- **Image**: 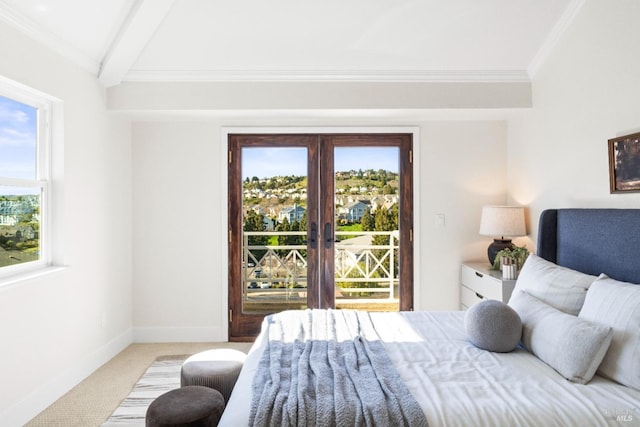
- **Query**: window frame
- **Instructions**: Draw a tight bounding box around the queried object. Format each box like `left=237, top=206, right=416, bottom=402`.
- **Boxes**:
left=0, top=78, right=54, bottom=280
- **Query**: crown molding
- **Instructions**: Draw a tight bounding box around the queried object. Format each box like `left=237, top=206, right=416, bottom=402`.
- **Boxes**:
left=123, top=68, right=531, bottom=84
left=527, top=0, right=586, bottom=78
left=0, top=0, right=100, bottom=74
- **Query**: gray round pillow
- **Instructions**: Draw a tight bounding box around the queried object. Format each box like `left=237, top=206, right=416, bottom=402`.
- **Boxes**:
left=464, top=300, right=522, bottom=352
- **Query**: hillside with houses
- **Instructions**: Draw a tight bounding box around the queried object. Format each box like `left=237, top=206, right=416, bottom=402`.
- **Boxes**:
left=0, top=195, right=40, bottom=267
left=243, top=169, right=399, bottom=229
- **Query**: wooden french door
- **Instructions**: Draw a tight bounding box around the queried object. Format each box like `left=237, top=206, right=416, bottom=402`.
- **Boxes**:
left=228, top=133, right=413, bottom=341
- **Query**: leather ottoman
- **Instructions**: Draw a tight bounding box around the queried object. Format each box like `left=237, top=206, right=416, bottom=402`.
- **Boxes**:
left=180, top=349, right=246, bottom=403
left=145, top=385, right=224, bottom=427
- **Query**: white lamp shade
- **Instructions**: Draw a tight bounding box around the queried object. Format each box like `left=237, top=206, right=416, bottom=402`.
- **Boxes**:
left=479, top=206, right=526, bottom=237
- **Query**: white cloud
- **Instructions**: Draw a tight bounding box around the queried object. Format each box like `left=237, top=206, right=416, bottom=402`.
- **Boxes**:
left=0, top=104, right=30, bottom=124
left=0, top=98, right=37, bottom=180
left=0, top=99, right=36, bottom=148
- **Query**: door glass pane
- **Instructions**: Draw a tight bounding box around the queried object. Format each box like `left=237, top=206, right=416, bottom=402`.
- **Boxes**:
left=333, top=147, right=400, bottom=312
left=241, top=147, right=308, bottom=314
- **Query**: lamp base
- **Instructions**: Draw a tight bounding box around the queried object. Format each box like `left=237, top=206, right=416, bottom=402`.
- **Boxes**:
left=487, top=239, right=514, bottom=266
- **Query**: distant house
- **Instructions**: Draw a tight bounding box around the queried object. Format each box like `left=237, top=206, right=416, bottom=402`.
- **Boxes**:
left=370, top=195, right=398, bottom=213
left=0, top=216, right=17, bottom=226
left=251, top=206, right=265, bottom=215
left=278, top=204, right=305, bottom=223
left=0, top=198, right=37, bottom=227
left=339, top=201, right=368, bottom=222
left=262, top=216, right=275, bottom=231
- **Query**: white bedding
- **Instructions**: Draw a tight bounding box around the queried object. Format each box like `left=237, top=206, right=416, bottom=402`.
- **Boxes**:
left=220, top=311, right=640, bottom=427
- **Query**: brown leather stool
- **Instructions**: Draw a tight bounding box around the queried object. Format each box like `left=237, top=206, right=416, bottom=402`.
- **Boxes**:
left=145, top=385, right=224, bottom=427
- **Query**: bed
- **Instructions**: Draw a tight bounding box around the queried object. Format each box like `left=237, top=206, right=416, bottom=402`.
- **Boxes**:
left=220, top=208, right=640, bottom=426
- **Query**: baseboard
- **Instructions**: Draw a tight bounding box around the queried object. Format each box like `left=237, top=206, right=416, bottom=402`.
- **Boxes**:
left=1, top=328, right=132, bottom=427
left=133, top=326, right=227, bottom=343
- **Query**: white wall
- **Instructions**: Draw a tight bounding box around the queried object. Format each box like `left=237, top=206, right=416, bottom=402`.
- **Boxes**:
left=132, top=122, right=226, bottom=341
left=418, top=121, right=509, bottom=309
left=0, top=22, right=132, bottom=426
left=509, top=0, right=640, bottom=243
left=131, top=119, right=507, bottom=339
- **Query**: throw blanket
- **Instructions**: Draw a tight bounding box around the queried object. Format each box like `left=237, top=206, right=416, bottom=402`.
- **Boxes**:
left=249, top=309, right=428, bottom=427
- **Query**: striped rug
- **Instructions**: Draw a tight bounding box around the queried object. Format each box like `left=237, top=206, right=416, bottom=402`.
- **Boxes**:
left=101, top=355, right=187, bottom=427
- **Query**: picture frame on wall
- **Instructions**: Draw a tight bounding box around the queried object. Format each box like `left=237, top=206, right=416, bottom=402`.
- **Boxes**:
left=608, top=131, right=640, bottom=193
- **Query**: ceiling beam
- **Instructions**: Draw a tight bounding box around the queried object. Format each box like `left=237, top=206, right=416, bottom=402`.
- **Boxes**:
left=98, top=0, right=176, bottom=87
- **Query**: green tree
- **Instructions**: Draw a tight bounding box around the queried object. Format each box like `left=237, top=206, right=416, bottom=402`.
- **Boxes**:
left=361, top=207, right=374, bottom=231
left=371, top=204, right=399, bottom=280
left=374, top=207, right=392, bottom=232
left=276, top=217, right=306, bottom=257
left=389, top=203, right=399, bottom=229
left=244, top=210, right=268, bottom=263
left=289, top=219, right=305, bottom=247
left=298, top=211, right=307, bottom=231
left=276, top=217, right=290, bottom=256
left=276, top=217, right=291, bottom=245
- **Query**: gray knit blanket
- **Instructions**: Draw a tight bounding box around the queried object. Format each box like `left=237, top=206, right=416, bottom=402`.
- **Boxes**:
left=249, top=309, right=428, bottom=427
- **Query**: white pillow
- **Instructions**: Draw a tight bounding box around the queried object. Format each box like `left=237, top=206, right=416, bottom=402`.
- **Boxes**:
left=509, top=254, right=597, bottom=315
left=509, top=291, right=613, bottom=384
left=578, top=274, right=640, bottom=390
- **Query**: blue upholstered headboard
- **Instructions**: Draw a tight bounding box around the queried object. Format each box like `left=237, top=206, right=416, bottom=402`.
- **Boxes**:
left=537, top=209, right=640, bottom=285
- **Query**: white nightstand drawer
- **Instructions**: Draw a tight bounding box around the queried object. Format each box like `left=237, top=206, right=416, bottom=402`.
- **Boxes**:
left=461, top=284, right=484, bottom=308
left=460, top=262, right=517, bottom=309
left=461, top=264, right=504, bottom=300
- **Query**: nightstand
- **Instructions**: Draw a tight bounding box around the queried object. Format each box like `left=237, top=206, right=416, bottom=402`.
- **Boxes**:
left=460, top=262, right=517, bottom=310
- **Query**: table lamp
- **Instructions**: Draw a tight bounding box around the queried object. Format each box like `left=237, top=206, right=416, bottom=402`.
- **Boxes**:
left=479, top=206, right=526, bottom=265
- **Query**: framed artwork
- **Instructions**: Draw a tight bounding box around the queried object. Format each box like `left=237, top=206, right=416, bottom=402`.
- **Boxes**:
left=608, top=131, right=640, bottom=193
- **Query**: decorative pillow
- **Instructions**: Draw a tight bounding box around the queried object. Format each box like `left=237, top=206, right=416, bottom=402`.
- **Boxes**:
left=509, top=291, right=613, bottom=384
left=509, top=254, right=597, bottom=315
left=578, top=274, right=640, bottom=390
left=464, top=300, right=522, bottom=353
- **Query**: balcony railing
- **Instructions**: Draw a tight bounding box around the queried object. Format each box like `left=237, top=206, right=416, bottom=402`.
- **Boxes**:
left=242, top=230, right=399, bottom=309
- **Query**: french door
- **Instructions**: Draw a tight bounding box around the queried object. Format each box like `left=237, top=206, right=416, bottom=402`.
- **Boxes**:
left=228, top=133, right=413, bottom=341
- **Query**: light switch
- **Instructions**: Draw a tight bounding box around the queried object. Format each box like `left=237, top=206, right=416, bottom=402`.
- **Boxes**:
left=435, top=213, right=446, bottom=228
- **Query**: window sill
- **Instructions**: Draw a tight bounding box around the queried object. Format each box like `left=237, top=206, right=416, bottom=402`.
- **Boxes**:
left=0, top=265, right=68, bottom=290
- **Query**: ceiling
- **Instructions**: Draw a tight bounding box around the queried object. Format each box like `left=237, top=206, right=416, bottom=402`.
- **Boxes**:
left=0, top=0, right=583, bottom=87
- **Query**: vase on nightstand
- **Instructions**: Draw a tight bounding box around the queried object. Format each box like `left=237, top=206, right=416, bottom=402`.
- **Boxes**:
left=500, top=256, right=518, bottom=280
left=502, top=263, right=518, bottom=280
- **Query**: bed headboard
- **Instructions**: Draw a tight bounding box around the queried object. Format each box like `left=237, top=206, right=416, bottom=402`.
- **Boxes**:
left=537, top=208, right=640, bottom=284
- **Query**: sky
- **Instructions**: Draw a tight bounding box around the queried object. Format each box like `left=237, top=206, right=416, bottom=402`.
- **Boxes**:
left=0, top=95, right=37, bottom=181
left=242, top=146, right=399, bottom=179
left=1, top=95, right=400, bottom=183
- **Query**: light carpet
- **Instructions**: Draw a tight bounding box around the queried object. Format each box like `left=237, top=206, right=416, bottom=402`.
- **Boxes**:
left=101, top=355, right=188, bottom=427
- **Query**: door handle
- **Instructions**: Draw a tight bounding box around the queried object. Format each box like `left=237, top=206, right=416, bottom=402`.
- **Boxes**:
left=309, top=223, right=317, bottom=249
left=324, top=223, right=333, bottom=248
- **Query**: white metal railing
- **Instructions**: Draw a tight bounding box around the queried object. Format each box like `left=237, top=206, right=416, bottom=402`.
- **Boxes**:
left=242, top=230, right=399, bottom=302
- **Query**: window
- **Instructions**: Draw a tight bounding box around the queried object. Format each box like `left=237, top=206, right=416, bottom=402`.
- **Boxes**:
left=0, top=81, right=52, bottom=278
